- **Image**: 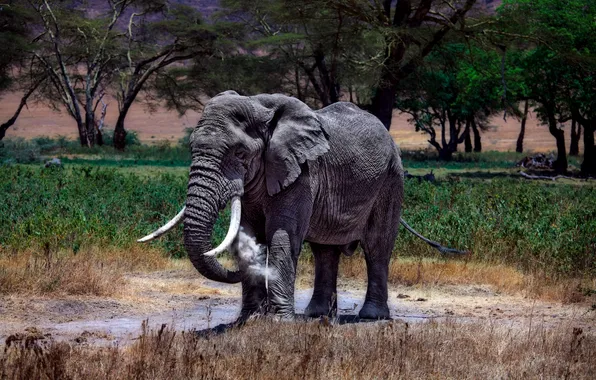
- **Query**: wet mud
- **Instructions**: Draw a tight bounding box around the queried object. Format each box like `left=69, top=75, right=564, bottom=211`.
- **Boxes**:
left=1, top=271, right=594, bottom=346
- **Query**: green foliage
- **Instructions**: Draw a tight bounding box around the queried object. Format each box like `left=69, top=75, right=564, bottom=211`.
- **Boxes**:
left=398, top=177, right=596, bottom=276
left=101, top=129, right=141, bottom=147
left=396, top=42, right=519, bottom=159
left=0, top=166, right=233, bottom=258
left=178, top=128, right=194, bottom=148
left=0, top=136, right=191, bottom=166
left=496, top=0, right=596, bottom=173
left=1, top=161, right=595, bottom=277
left=0, top=138, right=41, bottom=164
left=0, top=2, right=32, bottom=90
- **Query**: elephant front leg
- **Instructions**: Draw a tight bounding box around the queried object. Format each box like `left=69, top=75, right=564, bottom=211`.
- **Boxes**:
left=305, top=243, right=340, bottom=318
left=266, top=229, right=300, bottom=318
left=239, top=278, right=267, bottom=322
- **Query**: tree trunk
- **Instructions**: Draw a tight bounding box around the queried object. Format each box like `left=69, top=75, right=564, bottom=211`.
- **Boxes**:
left=96, top=129, right=104, bottom=146
left=0, top=108, right=24, bottom=141
left=113, top=112, right=128, bottom=151
left=0, top=78, right=45, bottom=141
left=546, top=110, right=567, bottom=174
left=464, top=126, right=472, bottom=152
left=438, top=147, right=454, bottom=161
left=76, top=118, right=90, bottom=147
left=84, top=109, right=96, bottom=148
left=114, top=94, right=136, bottom=150
left=295, top=67, right=303, bottom=101
left=581, top=121, right=595, bottom=176
left=516, top=99, right=529, bottom=153
left=471, top=119, right=482, bottom=152
left=370, top=84, right=397, bottom=130
left=569, top=117, right=581, bottom=156
left=314, top=45, right=339, bottom=104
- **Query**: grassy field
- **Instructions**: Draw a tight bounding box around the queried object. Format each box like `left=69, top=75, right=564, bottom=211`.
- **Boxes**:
left=1, top=136, right=595, bottom=378
left=1, top=138, right=595, bottom=283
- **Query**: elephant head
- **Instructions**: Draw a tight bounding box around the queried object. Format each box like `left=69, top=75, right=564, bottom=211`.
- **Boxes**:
left=139, top=91, right=330, bottom=283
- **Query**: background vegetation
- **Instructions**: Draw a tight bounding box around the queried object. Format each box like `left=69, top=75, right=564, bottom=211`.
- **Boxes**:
left=1, top=0, right=595, bottom=175
left=1, top=138, right=594, bottom=280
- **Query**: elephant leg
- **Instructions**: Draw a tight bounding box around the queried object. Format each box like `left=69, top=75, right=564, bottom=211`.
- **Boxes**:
left=232, top=223, right=269, bottom=322
left=238, top=245, right=268, bottom=321
left=359, top=184, right=402, bottom=319
left=264, top=180, right=313, bottom=318
left=305, top=243, right=341, bottom=318
left=239, top=277, right=267, bottom=322
left=266, top=228, right=301, bottom=318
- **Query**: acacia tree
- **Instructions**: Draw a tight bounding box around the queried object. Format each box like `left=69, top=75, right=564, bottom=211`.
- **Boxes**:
left=499, top=0, right=596, bottom=174
left=111, top=4, right=218, bottom=149
left=5, top=1, right=216, bottom=149
left=19, top=0, right=159, bottom=147
left=396, top=43, right=510, bottom=160
left=219, top=0, right=479, bottom=126
left=217, top=0, right=372, bottom=107
left=0, top=2, right=46, bottom=141
left=335, top=0, right=479, bottom=129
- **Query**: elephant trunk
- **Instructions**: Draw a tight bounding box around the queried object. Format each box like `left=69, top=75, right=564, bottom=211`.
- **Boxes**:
left=183, top=162, right=242, bottom=284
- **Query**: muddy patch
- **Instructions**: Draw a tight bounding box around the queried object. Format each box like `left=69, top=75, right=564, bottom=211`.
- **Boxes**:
left=1, top=271, right=594, bottom=346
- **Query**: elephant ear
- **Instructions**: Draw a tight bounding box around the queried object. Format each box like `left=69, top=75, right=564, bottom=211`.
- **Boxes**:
left=259, top=95, right=330, bottom=196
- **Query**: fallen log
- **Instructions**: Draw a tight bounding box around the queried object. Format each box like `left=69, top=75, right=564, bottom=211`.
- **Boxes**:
left=519, top=171, right=577, bottom=181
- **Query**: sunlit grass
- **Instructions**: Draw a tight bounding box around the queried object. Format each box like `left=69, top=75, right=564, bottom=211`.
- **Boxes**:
left=0, top=246, right=171, bottom=296
left=2, top=318, right=594, bottom=379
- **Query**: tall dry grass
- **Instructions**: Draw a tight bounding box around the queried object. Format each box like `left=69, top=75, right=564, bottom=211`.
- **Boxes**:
left=0, top=246, right=171, bottom=296
left=1, top=318, right=594, bottom=379
left=302, top=255, right=596, bottom=304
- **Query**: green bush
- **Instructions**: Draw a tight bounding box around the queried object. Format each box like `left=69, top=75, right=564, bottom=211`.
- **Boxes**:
left=101, top=129, right=141, bottom=147
left=0, top=166, right=200, bottom=258
left=397, top=177, right=596, bottom=276
left=1, top=164, right=594, bottom=277
left=178, top=127, right=194, bottom=148
left=0, top=138, right=42, bottom=163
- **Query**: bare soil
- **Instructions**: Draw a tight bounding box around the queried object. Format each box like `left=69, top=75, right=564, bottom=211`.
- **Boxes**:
left=1, top=93, right=583, bottom=152
left=1, top=267, right=593, bottom=347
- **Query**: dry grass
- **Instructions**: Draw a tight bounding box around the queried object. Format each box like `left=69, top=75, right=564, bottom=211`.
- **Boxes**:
left=1, top=318, right=594, bottom=379
left=1, top=245, right=592, bottom=304
left=298, top=255, right=596, bottom=304
left=0, top=246, right=171, bottom=296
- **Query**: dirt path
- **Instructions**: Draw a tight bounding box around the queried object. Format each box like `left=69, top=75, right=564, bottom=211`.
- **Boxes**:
left=1, top=269, right=594, bottom=346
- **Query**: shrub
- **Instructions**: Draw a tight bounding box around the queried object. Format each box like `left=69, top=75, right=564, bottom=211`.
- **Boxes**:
left=178, top=127, right=194, bottom=148
left=0, top=138, right=41, bottom=163
left=102, top=129, right=141, bottom=147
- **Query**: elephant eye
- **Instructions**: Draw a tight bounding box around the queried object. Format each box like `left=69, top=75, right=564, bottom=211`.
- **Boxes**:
left=235, top=113, right=247, bottom=123
left=235, top=148, right=248, bottom=159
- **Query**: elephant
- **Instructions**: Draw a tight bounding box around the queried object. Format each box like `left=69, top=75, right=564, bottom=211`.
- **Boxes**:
left=139, top=91, right=465, bottom=321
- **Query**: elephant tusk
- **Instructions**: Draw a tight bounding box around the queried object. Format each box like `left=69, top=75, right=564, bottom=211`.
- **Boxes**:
left=137, top=207, right=186, bottom=243
left=203, top=196, right=241, bottom=257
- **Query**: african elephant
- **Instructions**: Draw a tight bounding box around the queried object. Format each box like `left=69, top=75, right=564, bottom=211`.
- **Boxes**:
left=139, top=91, right=463, bottom=321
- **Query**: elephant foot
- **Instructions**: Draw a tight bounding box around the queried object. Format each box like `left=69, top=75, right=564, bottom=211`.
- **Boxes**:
left=358, top=301, right=390, bottom=320
left=305, top=299, right=336, bottom=318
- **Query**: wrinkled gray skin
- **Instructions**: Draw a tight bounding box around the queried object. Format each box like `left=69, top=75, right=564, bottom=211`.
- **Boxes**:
left=185, top=91, right=403, bottom=321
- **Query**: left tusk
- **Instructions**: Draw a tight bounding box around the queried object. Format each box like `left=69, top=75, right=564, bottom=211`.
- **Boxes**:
left=137, top=206, right=186, bottom=243
left=203, top=196, right=241, bottom=257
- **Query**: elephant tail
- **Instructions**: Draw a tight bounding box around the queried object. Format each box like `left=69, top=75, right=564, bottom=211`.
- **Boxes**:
left=400, top=218, right=470, bottom=255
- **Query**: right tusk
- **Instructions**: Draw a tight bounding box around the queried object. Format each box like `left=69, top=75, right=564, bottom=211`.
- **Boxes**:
left=203, top=196, right=241, bottom=257
left=138, top=206, right=186, bottom=243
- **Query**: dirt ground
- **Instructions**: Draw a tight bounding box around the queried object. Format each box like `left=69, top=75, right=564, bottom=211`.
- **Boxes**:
left=1, top=92, right=583, bottom=153
left=1, top=266, right=593, bottom=346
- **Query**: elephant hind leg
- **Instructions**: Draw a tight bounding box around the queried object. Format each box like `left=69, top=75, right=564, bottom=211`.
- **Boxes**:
left=359, top=183, right=402, bottom=319
left=305, top=243, right=341, bottom=318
